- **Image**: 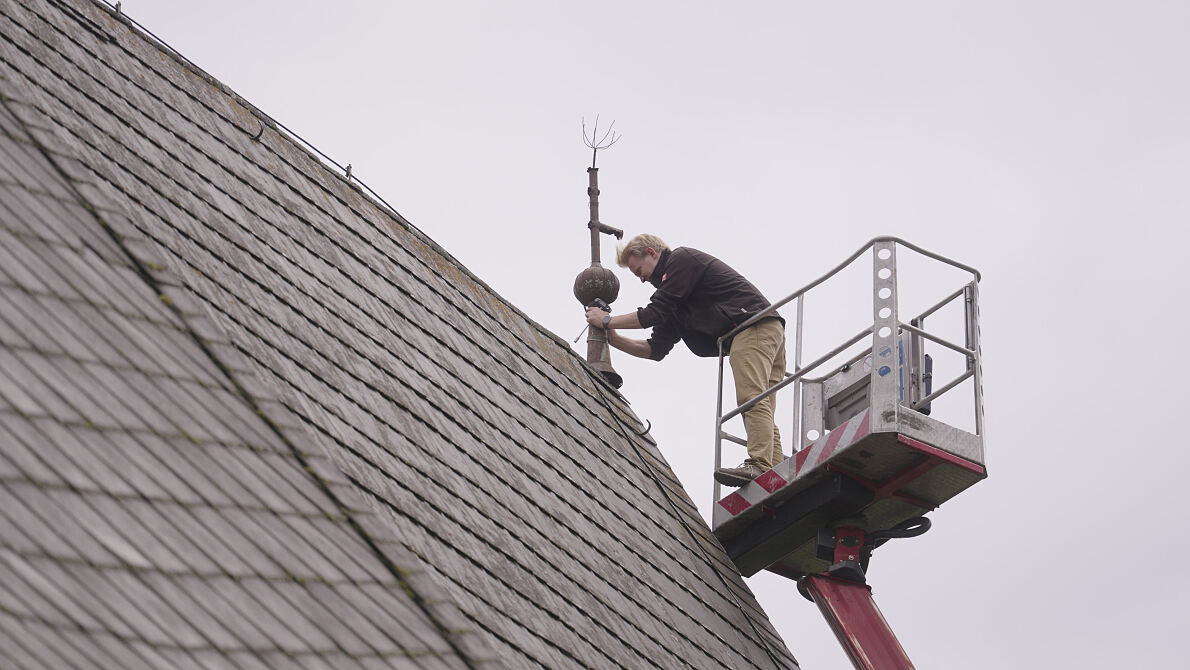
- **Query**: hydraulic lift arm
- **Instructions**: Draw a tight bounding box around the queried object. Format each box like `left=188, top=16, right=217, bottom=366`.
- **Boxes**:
left=796, top=518, right=931, bottom=670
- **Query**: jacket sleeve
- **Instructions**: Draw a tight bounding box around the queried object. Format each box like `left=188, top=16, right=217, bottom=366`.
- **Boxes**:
left=636, top=249, right=708, bottom=329
left=645, top=319, right=681, bottom=361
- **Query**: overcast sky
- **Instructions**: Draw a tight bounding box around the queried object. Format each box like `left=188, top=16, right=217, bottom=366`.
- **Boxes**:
left=125, top=2, right=1189, bottom=667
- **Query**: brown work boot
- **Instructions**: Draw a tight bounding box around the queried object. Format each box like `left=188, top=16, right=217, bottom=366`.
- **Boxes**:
left=714, top=459, right=767, bottom=487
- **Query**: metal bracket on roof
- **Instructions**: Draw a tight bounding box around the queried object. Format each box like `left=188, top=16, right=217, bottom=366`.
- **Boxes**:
left=345, top=164, right=353, bottom=180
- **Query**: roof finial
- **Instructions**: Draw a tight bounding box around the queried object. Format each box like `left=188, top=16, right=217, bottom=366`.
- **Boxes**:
left=582, top=115, right=621, bottom=169
left=574, top=116, right=624, bottom=388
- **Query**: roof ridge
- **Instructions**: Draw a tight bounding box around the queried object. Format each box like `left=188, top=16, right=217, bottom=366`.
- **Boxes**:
left=82, top=0, right=613, bottom=394
left=8, top=0, right=663, bottom=520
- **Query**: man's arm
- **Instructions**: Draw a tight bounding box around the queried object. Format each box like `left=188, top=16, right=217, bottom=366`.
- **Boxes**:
left=584, top=307, right=642, bottom=331
left=606, top=330, right=652, bottom=359
left=584, top=307, right=652, bottom=358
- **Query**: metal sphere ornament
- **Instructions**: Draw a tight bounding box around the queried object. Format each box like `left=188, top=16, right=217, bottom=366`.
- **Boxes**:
left=574, top=264, right=620, bottom=307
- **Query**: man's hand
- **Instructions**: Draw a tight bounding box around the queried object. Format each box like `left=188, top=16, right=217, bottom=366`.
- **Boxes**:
left=585, top=306, right=611, bottom=329
left=582, top=307, right=652, bottom=358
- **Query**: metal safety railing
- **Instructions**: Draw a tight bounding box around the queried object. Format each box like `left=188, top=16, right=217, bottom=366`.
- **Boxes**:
left=712, top=236, right=983, bottom=504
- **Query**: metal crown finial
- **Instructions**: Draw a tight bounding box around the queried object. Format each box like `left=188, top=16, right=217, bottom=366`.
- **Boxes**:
left=582, top=115, right=621, bottom=168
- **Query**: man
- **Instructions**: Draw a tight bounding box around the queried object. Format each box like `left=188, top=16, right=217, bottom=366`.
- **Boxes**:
left=584, top=233, right=786, bottom=487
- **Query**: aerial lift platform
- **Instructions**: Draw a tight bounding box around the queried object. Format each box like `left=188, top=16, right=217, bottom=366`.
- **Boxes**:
left=711, top=237, right=986, bottom=669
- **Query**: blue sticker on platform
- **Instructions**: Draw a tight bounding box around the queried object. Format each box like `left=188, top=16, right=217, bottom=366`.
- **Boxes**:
left=879, top=347, right=891, bottom=357
left=878, top=366, right=891, bottom=376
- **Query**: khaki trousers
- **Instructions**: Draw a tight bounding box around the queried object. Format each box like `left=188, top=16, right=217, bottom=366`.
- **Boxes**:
left=728, top=318, right=786, bottom=469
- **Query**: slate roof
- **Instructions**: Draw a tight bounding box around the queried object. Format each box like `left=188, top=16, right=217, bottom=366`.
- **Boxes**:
left=0, top=1, right=799, bottom=668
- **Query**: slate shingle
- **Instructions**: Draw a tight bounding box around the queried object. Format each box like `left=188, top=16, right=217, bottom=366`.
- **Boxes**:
left=0, top=0, right=799, bottom=668
left=1, top=37, right=499, bottom=670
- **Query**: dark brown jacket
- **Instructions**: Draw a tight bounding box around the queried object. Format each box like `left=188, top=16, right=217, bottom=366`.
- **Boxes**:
left=636, top=247, right=780, bottom=360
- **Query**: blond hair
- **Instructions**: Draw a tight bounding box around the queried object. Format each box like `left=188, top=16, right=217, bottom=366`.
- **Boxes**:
left=616, top=234, right=669, bottom=267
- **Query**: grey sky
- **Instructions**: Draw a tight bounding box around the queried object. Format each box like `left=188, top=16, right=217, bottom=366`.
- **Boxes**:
left=128, top=1, right=1189, bottom=667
